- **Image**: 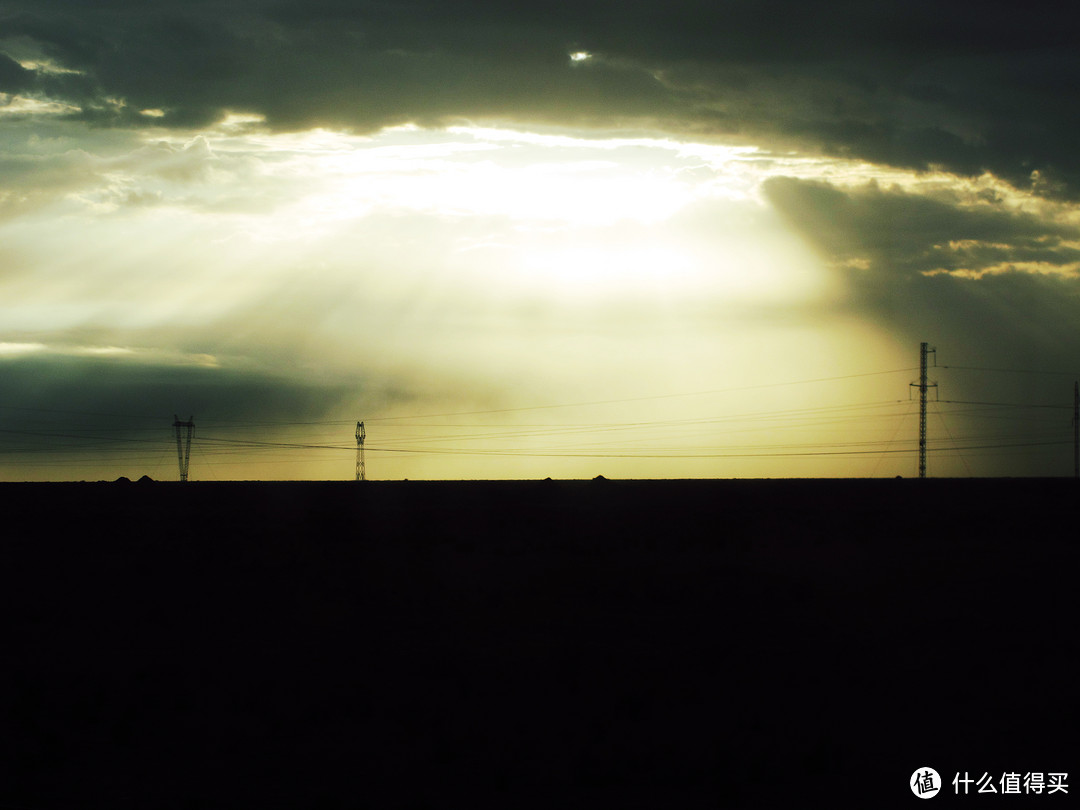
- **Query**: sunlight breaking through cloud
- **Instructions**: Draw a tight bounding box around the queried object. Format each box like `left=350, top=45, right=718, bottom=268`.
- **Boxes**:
left=3, top=18, right=1080, bottom=480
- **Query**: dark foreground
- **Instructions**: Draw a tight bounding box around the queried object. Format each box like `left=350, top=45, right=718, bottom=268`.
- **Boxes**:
left=1, top=478, right=1077, bottom=807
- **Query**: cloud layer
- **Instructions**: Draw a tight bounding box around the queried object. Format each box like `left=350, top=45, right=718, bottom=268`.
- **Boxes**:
left=3, top=3, right=1080, bottom=479
left=3, top=0, right=1079, bottom=196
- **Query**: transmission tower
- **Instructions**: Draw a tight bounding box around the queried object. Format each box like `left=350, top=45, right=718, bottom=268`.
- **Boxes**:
left=910, top=343, right=937, bottom=479
left=356, top=421, right=366, bottom=481
left=173, top=415, right=194, bottom=482
left=1073, top=382, right=1078, bottom=479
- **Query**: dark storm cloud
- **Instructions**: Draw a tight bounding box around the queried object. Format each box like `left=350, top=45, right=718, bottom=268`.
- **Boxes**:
left=0, top=353, right=350, bottom=431
left=3, top=0, right=1078, bottom=195
left=765, top=175, right=1080, bottom=475
left=0, top=52, right=34, bottom=93
left=0, top=350, right=404, bottom=477
left=762, top=176, right=1080, bottom=277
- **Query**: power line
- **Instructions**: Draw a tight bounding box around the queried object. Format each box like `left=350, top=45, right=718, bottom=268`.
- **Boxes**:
left=941, top=364, right=1080, bottom=377
left=4, top=361, right=1076, bottom=478
left=937, top=399, right=1072, bottom=410
left=356, top=438, right=1071, bottom=460
left=363, top=367, right=920, bottom=422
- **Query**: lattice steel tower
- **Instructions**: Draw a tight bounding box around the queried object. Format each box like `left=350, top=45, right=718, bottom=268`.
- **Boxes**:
left=173, top=415, right=194, bottom=482
left=910, top=343, right=937, bottom=479
left=1073, top=382, right=1078, bottom=479
left=356, top=421, right=366, bottom=481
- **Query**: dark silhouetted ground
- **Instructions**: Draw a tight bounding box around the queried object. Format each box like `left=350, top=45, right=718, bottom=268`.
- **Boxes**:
left=1, top=479, right=1076, bottom=807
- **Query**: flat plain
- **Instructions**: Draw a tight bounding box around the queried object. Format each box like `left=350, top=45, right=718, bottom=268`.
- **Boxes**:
left=1, top=479, right=1076, bottom=807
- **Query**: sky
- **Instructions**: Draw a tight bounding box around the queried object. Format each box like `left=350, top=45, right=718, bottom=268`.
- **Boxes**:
left=2, top=0, right=1080, bottom=480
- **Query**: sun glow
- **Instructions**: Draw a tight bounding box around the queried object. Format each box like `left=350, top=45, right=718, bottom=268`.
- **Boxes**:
left=520, top=243, right=698, bottom=296
left=0, top=119, right=903, bottom=480
left=0, top=121, right=844, bottom=344
left=212, top=125, right=834, bottom=305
